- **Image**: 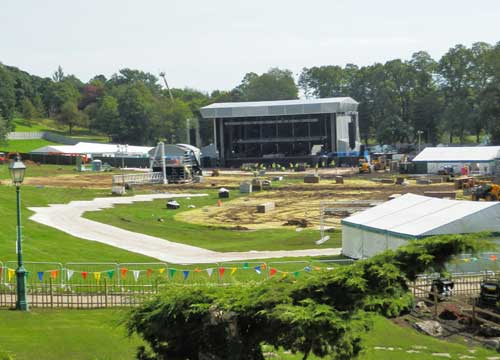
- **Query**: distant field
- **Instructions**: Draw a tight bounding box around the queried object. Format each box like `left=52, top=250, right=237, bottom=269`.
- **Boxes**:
left=84, top=189, right=339, bottom=252
left=0, top=139, right=61, bottom=153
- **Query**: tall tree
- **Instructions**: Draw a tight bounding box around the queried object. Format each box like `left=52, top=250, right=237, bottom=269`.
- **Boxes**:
left=0, top=64, right=16, bottom=124
left=57, top=100, right=80, bottom=134
left=237, top=68, right=298, bottom=101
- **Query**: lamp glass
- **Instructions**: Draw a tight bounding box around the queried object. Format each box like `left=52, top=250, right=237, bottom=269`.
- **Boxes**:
left=9, top=159, right=26, bottom=185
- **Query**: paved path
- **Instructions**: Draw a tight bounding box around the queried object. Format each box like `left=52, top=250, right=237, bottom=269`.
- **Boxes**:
left=28, top=193, right=341, bottom=264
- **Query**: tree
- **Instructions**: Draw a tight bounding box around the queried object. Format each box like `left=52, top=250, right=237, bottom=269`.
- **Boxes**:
left=298, top=65, right=351, bottom=98
left=52, top=65, right=65, bottom=82
left=154, top=98, right=193, bottom=144
left=94, top=95, right=120, bottom=137
left=110, top=69, right=161, bottom=95
left=20, top=98, right=39, bottom=120
left=57, top=100, right=80, bottom=134
left=0, top=64, right=16, bottom=123
left=45, top=80, right=80, bottom=117
left=237, top=68, right=298, bottom=101
left=0, top=115, right=8, bottom=145
left=126, top=234, right=492, bottom=360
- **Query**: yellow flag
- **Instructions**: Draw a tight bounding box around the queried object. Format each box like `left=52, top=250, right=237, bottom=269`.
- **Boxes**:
left=8, top=269, right=15, bottom=282
left=231, top=267, right=237, bottom=276
left=158, top=268, right=165, bottom=274
left=282, top=272, right=288, bottom=278
left=94, top=272, right=101, bottom=282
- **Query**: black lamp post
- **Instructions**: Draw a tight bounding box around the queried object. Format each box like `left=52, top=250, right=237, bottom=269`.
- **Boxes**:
left=8, top=156, right=28, bottom=311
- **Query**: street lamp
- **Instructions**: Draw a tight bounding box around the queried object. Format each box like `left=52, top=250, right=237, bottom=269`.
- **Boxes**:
left=8, top=156, right=28, bottom=311
left=417, top=130, right=424, bottom=153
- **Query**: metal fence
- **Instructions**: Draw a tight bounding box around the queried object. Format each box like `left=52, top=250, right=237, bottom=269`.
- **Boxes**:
left=0, top=259, right=354, bottom=308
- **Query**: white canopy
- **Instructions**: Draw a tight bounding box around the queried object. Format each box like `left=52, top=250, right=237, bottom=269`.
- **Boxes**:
left=413, top=146, right=500, bottom=163
left=31, top=142, right=154, bottom=157
left=342, top=193, right=500, bottom=258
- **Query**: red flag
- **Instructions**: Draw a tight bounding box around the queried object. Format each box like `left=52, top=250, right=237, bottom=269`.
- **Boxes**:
left=81, top=271, right=88, bottom=280
left=270, top=268, right=277, bottom=277
left=50, top=270, right=58, bottom=279
left=120, top=268, right=128, bottom=279
left=491, top=255, right=497, bottom=261
left=146, top=269, right=153, bottom=277
left=219, top=267, right=225, bottom=277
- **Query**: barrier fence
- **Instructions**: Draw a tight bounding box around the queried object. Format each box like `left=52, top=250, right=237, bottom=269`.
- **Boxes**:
left=0, top=259, right=354, bottom=308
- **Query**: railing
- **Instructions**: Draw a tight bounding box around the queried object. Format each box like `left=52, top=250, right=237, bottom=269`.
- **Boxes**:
left=0, top=259, right=354, bottom=308
left=112, top=172, right=164, bottom=186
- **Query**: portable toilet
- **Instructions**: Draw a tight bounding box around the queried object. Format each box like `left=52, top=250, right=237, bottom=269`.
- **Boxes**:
left=218, top=188, right=230, bottom=199
left=91, top=159, right=102, bottom=172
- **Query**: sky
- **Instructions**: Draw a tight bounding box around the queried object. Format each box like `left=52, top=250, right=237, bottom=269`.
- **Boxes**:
left=1, top=0, right=499, bottom=93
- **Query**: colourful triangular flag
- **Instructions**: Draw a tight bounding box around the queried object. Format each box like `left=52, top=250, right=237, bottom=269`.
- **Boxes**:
left=270, top=268, right=277, bottom=277
left=37, top=271, right=44, bottom=282
left=183, top=270, right=190, bottom=280
left=490, top=255, right=497, bottom=261
left=293, top=271, right=300, bottom=278
left=219, top=267, right=225, bottom=278
left=206, top=268, right=214, bottom=277
left=168, top=268, right=177, bottom=279
left=51, top=270, right=58, bottom=279
left=194, top=268, right=202, bottom=273
left=133, top=270, right=140, bottom=282
left=94, top=272, right=101, bottom=282
left=120, top=268, right=128, bottom=279
left=146, top=269, right=153, bottom=277
left=231, top=267, right=237, bottom=276
left=81, top=271, right=88, bottom=280
left=304, top=266, right=311, bottom=272
left=107, top=270, right=115, bottom=279
left=243, top=262, right=249, bottom=270
left=158, top=268, right=165, bottom=274
left=67, top=269, right=74, bottom=280
left=254, top=266, right=261, bottom=275
left=8, top=269, right=15, bottom=281
left=282, top=272, right=288, bottom=278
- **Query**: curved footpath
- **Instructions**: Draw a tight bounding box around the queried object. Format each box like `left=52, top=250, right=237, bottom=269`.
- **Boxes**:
left=28, top=193, right=341, bottom=264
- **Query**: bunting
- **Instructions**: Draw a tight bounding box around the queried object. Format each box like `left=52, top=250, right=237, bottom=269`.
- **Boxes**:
left=120, top=268, right=128, bottom=279
left=183, top=270, right=190, bottom=280
left=81, top=271, right=88, bottom=280
left=206, top=268, right=214, bottom=277
left=293, top=271, right=300, bottom=278
left=304, top=266, right=312, bottom=272
left=158, top=268, right=165, bottom=274
left=146, top=269, right=153, bottom=278
left=107, top=270, right=115, bottom=279
left=133, top=270, right=140, bottom=282
left=67, top=269, right=74, bottom=280
left=231, top=267, right=237, bottom=276
left=270, top=268, right=277, bottom=277
left=37, top=271, right=44, bottom=282
left=243, top=263, right=249, bottom=270
left=219, top=267, right=225, bottom=278
left=168, top=268, right=177, bottom=279
left=8, top=269, right=15, bottom=281
left=50, top=270, right=58, bottom=280
left=254, top=266, right=261, bottom=275
left=194, top=268, right=202, bottom=273
left=491, top=255, right=497, bottom=261
left=94, top=272, right=101, bottom=282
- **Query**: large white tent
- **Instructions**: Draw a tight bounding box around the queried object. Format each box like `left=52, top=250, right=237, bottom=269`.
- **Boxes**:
left=412, top=146, right=500, bottom=175
left=30, top=142, right=153, bottom=158
left=342, top=193, right=500, bottom=259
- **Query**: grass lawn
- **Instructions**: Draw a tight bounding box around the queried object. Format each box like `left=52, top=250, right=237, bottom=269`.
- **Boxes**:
left=0, top=139, right=61, bottom=153
left=0, top=164, right=79, bottom=180
left=84, top=189, right=341, bottom=252
left=0, top=309, right=143, bottom=360
left=266, top=315, right=496, bottom=359
left=0, top=185, right=156, bottom=263
left=0, top=310, right=494, bottom=360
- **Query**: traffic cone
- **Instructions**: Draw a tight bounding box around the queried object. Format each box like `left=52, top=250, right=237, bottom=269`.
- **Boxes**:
left=217, top=200, right=222, bottom=207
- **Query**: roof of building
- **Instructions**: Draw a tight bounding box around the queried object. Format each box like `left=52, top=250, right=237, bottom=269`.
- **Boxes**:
left=341, top=193, right=500, bottom=238
left=30, top=142, right=154, bottom=156
left=413, top=146, right=500, bottom=162
left=199, top=97, right=358, bottom=119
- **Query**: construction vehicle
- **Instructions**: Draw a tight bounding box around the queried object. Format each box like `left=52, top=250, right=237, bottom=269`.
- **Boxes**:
left=372, top=154, right=388, bottom=171
left=358, top=159, right=372, bottom=173
left=478, top=279, right=500, bottom=307
left=428, top=278, right=454, bottom=301
left=471, top=184, right=500, bottom=201
left=149, top=142, right=202, bottom=183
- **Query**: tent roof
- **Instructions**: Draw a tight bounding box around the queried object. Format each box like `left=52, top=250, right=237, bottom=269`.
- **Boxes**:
left=30, top=142, right=153, bottom=155
left=341, top=193, right=500, bottom=238
left=200, top=97, right=358, bottom=119
left=413, top=146, right=500, bottom=162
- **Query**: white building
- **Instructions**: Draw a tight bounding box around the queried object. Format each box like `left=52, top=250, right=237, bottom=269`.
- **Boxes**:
left=342, top=193, right=500, bottom=259
left=30, top=142, right=154, bottom=158
left=412, top=146, right=500, bottom=175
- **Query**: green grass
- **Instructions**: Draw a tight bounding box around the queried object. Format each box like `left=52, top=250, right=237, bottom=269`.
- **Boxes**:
left=266, top=315, right=496, bottom=359
left=0, top=185, right=156, bottom=263
left=84, top=189, right=340, bottom=252
left=0, top=139, right=61, bottom=153
left=0, top=310, right=493, bottom=360
left=0, top=164, right=79, bottom=180
left=0, top=309, right=143, bottom=360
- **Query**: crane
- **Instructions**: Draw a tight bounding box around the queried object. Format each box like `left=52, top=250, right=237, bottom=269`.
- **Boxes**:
left=159, top=72, right=174, bottom=103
